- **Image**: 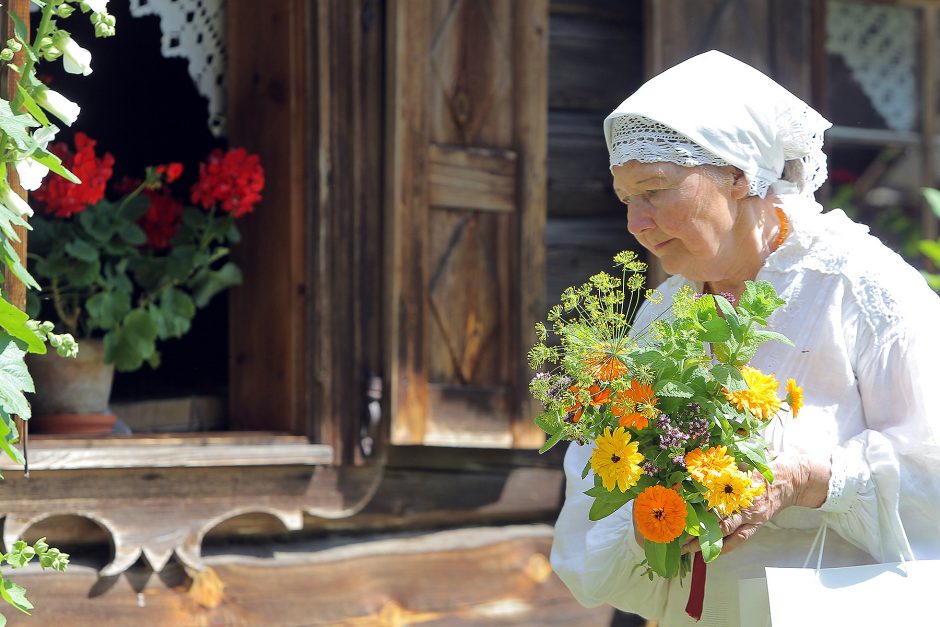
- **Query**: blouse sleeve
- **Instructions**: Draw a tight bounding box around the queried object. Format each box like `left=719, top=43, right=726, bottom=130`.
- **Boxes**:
left=550, top=441, right=670, bottom=618
left=821, top=300, right=940, bottom=562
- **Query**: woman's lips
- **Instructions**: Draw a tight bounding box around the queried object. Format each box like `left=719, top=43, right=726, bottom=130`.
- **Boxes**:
left=653, top=238, right=674, bottom=251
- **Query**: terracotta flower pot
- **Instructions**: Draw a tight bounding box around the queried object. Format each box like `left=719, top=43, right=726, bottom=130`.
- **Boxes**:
left=27, top=338, right=117, bottom=435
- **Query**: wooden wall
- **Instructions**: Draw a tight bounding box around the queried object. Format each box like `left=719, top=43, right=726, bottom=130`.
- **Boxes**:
left=546, top=0, right=647, bottom=304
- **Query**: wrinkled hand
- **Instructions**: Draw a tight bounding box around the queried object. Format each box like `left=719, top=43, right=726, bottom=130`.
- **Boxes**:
left=676, top=453, right=831, bottom=555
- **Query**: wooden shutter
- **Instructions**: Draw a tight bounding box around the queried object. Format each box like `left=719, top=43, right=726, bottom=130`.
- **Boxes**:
left=386, top=0, right=548, bottom=448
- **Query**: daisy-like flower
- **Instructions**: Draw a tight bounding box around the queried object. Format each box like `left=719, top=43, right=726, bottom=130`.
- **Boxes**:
left=724, top=366, right=782, bottom=421
left=634, top=485, right=688, bottom=544
left=703, top=468, right=765, bottom=516
left=617, top=411, right=649, bottom=430
left=590, top=426, right=644, bottom=492
left=567, top=383, right=613, bottom=423
left=685, top=446, right=737, bottom=484
left=786, top=378, right=803, bottom=418
left=623, top=378, right=658, bottom=406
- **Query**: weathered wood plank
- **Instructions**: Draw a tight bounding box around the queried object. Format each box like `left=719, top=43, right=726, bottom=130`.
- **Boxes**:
left=0, top=442, right=332, bottom=470
left=548, top=110, right=622, bottom=217
left=227, top=0, right=310, bottom=433
left=313, top=0, right=386, bottom=463
left=428, top=143, right=518, bottom=211
left=513, top=0, right=550, bottom=448
left=6, top=526, right=615, bottom=627
left=109, top=395, right=225, bottom=432
left=387, top=0, right=432, bottom=445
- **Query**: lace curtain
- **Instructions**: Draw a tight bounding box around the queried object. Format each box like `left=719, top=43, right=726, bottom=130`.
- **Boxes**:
left=827, top=2, right=916, bottom=132
left=129, top=0, right=227, bottom=137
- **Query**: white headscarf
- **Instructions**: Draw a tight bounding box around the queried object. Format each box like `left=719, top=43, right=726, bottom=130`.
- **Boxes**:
left=604, top=50, right=832, bottom=203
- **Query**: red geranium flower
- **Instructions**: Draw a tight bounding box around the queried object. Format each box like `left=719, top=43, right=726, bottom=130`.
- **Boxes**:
left=138, top=187, right=183, bottom=250
left=190, top=148, right=264, bottom=218
left=33, top=132, right=114, bottom=217
left=155, top=162, right=184, bottom=183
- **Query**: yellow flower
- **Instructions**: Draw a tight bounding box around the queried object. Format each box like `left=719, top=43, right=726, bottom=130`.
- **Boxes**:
left=703, top=468, right=765, bottom=516
left=786, top=378, right=803, bottom=418
left=724, top=366, right=782, bottom=421
left=685, top=446, right=737, bottom=484
left=590, top=426, right=644, bottom=492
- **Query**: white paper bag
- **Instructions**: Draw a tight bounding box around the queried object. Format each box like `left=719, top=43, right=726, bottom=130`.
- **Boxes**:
left=739, top=523, right=940, bottom=626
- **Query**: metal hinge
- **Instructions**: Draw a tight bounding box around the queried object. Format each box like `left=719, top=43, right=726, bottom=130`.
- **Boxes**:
left=359, top=375, right=383, bottom=458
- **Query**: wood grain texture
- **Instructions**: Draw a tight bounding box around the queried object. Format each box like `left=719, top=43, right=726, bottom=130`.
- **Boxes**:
left=226, top=0, right=309, bottom=433
left=388, top=0, right=549, bottom=449
left=313, top=0, right=386, bottom=463
left=5, top=525, right=615, bottom=627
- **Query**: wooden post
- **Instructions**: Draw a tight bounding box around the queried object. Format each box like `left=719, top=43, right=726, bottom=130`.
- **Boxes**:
left=2, top=0, right=30, bottom=448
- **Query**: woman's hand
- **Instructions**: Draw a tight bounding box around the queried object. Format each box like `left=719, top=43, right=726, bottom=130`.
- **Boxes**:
left=716, top=453, right=831, bottom=554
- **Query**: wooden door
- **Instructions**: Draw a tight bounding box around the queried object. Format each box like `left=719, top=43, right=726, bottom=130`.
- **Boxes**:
left=386, top=0, right=548, bottom=448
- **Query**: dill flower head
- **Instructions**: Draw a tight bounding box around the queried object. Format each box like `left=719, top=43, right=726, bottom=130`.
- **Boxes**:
left=634, top=485, right=688, bottom=544
left=786, top=378, right=804, bottom=418
left=590, top=426, right=644, bottom=492
left=724, top=366, right=782, bottom=421
left=703, top=468, right=765, bottom=516
left=685, top=446, right=737, bottom=484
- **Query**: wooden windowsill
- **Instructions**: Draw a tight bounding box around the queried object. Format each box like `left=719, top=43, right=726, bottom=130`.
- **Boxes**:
left=2, top=432, right=333, bottom=470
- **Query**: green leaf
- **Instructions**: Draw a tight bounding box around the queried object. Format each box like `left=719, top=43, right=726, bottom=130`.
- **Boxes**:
left=0, top=410, right=24, bottom=465
left=711, top=364, right=746, bottom=392
left=0, top=100, right=39, bottom=150
left=0, top=335, right=33, bottom=419
left=920, top=239, right=940, bottom=265
left=736, top=439, right=774, bottom=483
left=0, top=579, right=32, bottom=614
left=698, top=316, right=731, bottom=343
left=64, top=239, right=99, bottom=263
left=119, top=223, right=147, bottom=246
left=191, top=262, right=242, bottom=308
left=749, top=329, right=793, bottom=348
left=166, top=245, right=197, bottom=282
left=581, top=460, right=591, bottom=480
left=0, top=297, right=43, bottom=355
left=5, top=540, right=35, bottom=569
left=15, top=85, right=50, bottom=128
left=30, top=146, right=80, bottom=183
left=103, top=309, right=158, bottom=372
left=685, top=502, right=701, bottom=537
left=738, top=280, right=785, bottom=320
left=696, top=506, right=723, bottom=563
left=588, top=490, right=630, bottom=520
left=85, top=291, right=131, bottom=332
left=1, top=240, right=38, bottom=291
left=538, top=429, right=565, bottom=454
left=655, top=380, right=695, bottom=398
left=644, top=537, right=681, bottom=578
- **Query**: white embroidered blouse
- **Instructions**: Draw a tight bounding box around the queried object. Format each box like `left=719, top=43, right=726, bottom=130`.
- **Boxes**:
left=550, top=201, right=940, bottom=626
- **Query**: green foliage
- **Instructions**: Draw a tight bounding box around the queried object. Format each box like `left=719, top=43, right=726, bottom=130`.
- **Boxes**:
left=30, top=194, right=243, bottom=373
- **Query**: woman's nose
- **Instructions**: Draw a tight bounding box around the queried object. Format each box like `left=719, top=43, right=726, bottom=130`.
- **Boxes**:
left=626, top=201, right=655, bottom=236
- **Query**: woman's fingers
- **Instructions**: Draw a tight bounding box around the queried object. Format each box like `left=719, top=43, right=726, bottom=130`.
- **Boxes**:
left=721, top=523, right=760, bottom=554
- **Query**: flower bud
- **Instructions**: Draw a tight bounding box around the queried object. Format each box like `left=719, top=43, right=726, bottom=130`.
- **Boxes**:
left=6, top=39, right=21, bottom=53
left=94, top=22, right=114, bottom=38
left=39, top=36, right=53, bottom=49
left=59, top=35, right=93, bottom=76
left=0, top=185, right=34, bottom=218
left=36, top=87, right=80, bottom=126
left=56, top=4, right=75, bottom=18
left=42, top=47, right=61, bottom=62
left=85, top=0, right=110, bottom=15
left=0, top=49, right=14, bottom=62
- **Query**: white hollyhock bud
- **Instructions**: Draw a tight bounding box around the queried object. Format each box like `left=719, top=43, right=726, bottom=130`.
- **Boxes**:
left=60, top=35, right=92, bottom=76
left=0, top=184, right=34, bottom=218
left=35, top=87, right=80, bottom=126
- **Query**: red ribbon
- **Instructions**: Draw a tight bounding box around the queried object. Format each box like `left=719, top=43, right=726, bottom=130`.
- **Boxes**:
left=685, top=551, right=707, bottom=621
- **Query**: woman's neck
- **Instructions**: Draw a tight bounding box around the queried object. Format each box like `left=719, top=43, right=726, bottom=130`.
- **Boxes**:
left=704, top=196, right=783, bottom=301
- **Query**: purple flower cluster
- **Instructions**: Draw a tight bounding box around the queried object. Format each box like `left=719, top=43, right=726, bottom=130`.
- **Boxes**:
left=688, top=417, right=710, bottom=442
left=642, top=461, right=660, bottom=475
left=656, top=414, right=689, bottom=450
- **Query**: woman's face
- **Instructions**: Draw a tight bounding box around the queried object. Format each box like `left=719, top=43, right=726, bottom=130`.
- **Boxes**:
left=611, top=160, right=748, bottom=281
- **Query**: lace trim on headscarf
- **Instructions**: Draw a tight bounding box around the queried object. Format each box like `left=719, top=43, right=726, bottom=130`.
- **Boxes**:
left=608, top=116, right=770, bottom=198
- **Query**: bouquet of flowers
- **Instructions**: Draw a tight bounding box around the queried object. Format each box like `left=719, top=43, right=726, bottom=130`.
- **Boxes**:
left=528, top=251, right=802, bottom=613
left=27, top=132, right=264, bottom=371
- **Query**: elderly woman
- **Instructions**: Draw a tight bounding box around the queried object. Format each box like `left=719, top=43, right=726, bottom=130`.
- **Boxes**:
left=550, top=51, right=940, bottom=626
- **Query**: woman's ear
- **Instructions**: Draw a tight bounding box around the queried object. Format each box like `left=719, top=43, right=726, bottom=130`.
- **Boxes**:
left=730, top=168, right=749, bottom=200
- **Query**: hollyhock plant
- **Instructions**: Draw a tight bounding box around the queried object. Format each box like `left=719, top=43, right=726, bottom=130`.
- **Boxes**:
left=28, top=136, right=264, bottom=372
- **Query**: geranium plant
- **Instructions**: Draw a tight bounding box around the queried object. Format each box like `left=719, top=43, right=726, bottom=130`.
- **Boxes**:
left=28, top=135, right=264, bottom=371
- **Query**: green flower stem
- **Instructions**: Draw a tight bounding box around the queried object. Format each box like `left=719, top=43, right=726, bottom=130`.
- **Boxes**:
left=10, top=1, right=56, bottom=112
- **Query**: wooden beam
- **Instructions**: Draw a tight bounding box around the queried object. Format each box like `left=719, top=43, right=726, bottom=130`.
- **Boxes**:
left=921, top=5, right=939, bottom=239
left=226, top=0, right=310, bottom=433
left=428, top=143, right=518, bottom=212
left=5, top=525, right=615, bottom=627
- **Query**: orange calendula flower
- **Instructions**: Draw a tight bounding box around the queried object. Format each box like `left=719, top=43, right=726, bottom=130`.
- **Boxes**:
left=786, top=378, right=803, bottom=418
left=703, top=468, right=765, bottom=516
left=724, top=366, right=782, bottom=421
left=566, top=383, right=612, bottom=423
left=617, top=411, right=649, bottom=430
left=589, top=426, right=644, bottom=492
left=623, top=379, right=658, bottom=407
left=685, top=446, right=737, bottom=484
left=634, top=485, right=688, bottom=544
